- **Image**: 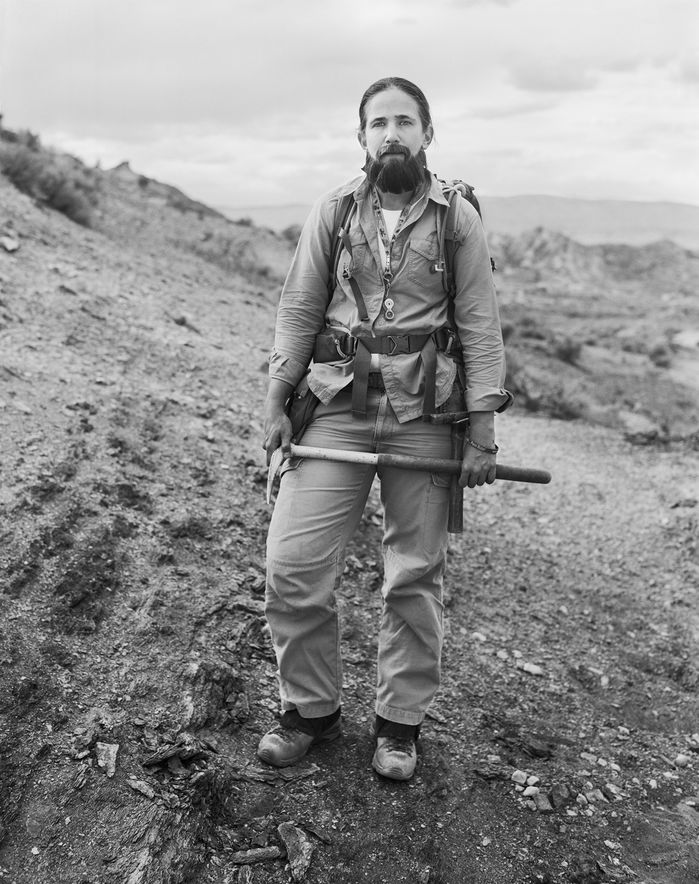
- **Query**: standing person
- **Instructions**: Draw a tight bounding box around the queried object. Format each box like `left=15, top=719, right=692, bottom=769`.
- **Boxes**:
left=259, top=76, right=512, bottom=781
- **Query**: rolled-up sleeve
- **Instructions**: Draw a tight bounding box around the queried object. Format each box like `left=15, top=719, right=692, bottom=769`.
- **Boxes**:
left=452, top=207, right=513, bottom=413
left=268, top=195, right=338, bottom=388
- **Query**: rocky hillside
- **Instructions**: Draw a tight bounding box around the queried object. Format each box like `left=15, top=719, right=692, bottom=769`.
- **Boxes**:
left=488, top=228, right=699, bottom=440
left=0, top=141, right=698, bottom=884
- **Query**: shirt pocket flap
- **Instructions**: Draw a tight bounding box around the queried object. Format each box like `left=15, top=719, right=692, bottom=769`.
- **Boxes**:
left=409, top=237, right=439, bottom=261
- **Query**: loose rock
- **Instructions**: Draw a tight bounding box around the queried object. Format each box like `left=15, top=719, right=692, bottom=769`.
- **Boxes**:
left=0, top=236, right=19, bottom=253
left=278, top=822, right=315, bottom=881
left=550, top=784, right=572, bottom=809
left=230, top=846, right=284, bottom=865
left=533, top=793, right=554, bottom=813
left=95, top=742, right=119, bottom=777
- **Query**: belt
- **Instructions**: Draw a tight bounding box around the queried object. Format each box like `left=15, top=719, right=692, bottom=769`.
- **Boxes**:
left=312, top=328, right=457, bottom=421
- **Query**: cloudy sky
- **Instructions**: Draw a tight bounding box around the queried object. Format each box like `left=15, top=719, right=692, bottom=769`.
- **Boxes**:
left=1, top=0, right=697, bottom=211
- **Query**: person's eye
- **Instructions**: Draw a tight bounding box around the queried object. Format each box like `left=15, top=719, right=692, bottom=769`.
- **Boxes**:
left=371, top=121, right=385, bottom=127
left=399, top=120, right=414, bottom=126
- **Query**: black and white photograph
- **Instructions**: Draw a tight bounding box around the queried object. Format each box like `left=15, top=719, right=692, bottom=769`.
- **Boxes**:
left=0, top=1, right=697, bottom=882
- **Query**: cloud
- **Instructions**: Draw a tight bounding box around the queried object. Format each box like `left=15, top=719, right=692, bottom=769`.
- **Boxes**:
left=468, top=99, right=557, bottom=119
left=3, top=0, right=698, bottom=207
left=506, top=59, right=597, bottom=93
left=449, top=0, right=518, bottom=5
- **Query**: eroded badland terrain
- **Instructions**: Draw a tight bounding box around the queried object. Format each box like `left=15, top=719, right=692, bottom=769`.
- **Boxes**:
left=0, top=138, right=698, bottom=884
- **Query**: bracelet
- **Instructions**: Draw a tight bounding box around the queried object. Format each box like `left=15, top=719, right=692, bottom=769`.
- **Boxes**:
left=466, top=437, right=499, bottom=454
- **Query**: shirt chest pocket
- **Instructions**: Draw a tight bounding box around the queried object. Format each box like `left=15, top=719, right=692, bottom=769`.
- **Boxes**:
left=343, top=235, right=374, bottom=282
left=407, top=235, right=440, bottom=285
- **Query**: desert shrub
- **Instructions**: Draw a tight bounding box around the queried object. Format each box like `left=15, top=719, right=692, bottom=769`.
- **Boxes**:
left=281, top=223, right=302, bottom=245
left=553, top=336, right=583, bottom=366
left=235, top=217, right=254, bottom=227
left=516, top=316, right=548, bottom=341
left=648, top=342, right=673, bottom=368
left=137, top=174, right=149, bottom=189
left=0, top=142, right=96, bottom=227
left=0, top=143, right=45, bottom=194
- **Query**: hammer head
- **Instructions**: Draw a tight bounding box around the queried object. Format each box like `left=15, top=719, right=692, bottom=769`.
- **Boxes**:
left=266, top=447, right=284, bottom=504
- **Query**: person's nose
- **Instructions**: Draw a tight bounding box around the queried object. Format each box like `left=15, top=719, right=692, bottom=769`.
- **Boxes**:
left=384, top=123, right=400, bottom=143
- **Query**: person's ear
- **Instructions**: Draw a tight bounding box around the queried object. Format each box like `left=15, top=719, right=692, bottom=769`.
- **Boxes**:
left=357, top=129, right=367, bottom=150
left=423, top=125, right=433, bottom=148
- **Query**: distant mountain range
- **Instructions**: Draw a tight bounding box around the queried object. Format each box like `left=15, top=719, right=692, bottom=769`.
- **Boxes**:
left=221, top=195, right=699, bottom=250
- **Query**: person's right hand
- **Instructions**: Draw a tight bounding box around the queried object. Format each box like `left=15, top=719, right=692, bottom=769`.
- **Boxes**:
left=263, top=408, right=292, bottom=464
left=263, top=378, right=296, bottom=463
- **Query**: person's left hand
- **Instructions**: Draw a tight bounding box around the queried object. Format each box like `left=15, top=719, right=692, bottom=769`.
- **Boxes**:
left=459, top=443, right=496, bottom=488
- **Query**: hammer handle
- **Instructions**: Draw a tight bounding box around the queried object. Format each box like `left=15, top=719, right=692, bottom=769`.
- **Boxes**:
left=290, top=444, right=551, bottom=484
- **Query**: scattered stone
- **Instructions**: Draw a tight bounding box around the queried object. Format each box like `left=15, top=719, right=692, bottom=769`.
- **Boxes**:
left=231, top=763, right=320, bottom=785
left=523, top=785, right=540, bottom=798
left=95, top=742, right=119, bottom=777
left=516, top=661, right=544, bottom=677
left=675, top=754, right=690, bottom=768
left=617, top=726, right=630, bottom=738
left=533, top=792, right=554, bottom=813
left=472, top=631, right=487, bottom=643
left=72, top=763, right=89, bottom=790
left=142, top=732, right=211, bottom=767
left=526, top=775, right=540, bottom=786
left=127, top=778, right=156, bottom=799
left=0, top=236, right=19, bottom=253
left=602, top=783, right=623, bottom=801
left=230, top=846, right=284, bottom=865
left=278, top=822, right=315, bottom=881
left=580, top=751, right=598, bottom=764
left=511, top=770, right=528, bottom=786
left=550, top=784, right=572, bottom=809
left=586, top=788, right=609, bottom=804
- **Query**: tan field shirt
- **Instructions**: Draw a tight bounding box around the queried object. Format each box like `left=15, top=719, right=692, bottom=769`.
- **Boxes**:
left=269, top=173, right=513, bottom=422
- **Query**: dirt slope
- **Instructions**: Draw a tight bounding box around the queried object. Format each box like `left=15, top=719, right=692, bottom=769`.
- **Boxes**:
left=0, top=168, right=698, bottom=884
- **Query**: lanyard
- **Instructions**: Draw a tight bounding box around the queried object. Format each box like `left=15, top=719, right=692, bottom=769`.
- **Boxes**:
left=371, top=187, right=413, bottom=321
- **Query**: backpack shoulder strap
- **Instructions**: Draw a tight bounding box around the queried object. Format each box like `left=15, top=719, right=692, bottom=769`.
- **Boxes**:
left=328, top=193, right=355, bottom=298
left=440, top=181, right=494, bottom=297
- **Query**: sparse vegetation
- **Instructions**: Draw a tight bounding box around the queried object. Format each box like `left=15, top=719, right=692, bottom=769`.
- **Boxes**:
left=0, top=127, right=97, bottom=226
left=553, top=336, right=583, bottom=366
left=281, top=223, right=302, bottom=245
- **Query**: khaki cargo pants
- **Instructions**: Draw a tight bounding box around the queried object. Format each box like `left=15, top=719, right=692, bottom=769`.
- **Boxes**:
left=265, top=384, right=453, bottom=727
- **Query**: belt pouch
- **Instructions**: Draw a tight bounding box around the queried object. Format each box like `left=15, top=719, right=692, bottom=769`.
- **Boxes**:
left=286, top=373, right=320, bottom=442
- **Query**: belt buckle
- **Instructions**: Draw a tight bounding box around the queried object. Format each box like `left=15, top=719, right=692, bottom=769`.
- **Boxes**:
left=386, top=335, right=398, bottom=356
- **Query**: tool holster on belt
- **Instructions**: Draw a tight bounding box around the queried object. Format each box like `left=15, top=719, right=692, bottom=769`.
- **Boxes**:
left=427, top=379, right=468, bottom=534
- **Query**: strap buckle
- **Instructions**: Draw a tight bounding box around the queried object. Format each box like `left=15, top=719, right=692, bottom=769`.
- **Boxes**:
left=385, top=335, right=399, bottom=356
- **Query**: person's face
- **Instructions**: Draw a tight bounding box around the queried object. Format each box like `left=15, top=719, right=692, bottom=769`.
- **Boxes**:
left=358, top=87, right=432, bottom=162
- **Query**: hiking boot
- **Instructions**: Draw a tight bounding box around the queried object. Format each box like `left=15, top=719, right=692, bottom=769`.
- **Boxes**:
left=257, top=716, right=341, bottom=767
left=372, top=735, right=417, bottom=781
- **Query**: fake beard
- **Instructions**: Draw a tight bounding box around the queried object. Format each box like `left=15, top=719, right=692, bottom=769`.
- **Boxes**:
left=364, top=146, right=428, bottom=194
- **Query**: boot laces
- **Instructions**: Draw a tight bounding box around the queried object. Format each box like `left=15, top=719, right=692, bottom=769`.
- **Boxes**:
left=382, top=737, right=414, bottom=756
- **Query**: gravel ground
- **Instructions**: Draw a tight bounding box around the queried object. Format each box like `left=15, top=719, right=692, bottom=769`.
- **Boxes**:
left=0, top=169, right=698, bottom=884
